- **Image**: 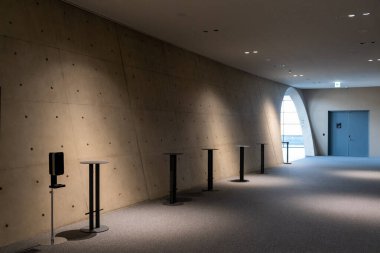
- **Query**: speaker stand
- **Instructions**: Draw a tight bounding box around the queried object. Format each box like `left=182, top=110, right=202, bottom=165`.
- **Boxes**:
left=39, top=188, right=67, bottom=246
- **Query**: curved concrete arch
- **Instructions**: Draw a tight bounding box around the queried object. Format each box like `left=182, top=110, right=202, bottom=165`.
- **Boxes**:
left=284, top=87, right=315, bottom=157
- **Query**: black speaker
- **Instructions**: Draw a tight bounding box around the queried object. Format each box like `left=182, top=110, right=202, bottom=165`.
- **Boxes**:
left=49, top=152, right=64, bottom=175
left=49, top=152, right=65, bottom=188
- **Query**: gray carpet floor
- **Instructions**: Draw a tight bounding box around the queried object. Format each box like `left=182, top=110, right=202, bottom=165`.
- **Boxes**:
left=2, top=156, right=380, bottom=253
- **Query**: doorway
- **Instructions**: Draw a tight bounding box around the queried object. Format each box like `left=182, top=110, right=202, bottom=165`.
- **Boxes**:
left=281, top=87, right=315, bottom=162
left=281, top=95, right=305, bottom=162
left=328, top=111, right=369, bottom=157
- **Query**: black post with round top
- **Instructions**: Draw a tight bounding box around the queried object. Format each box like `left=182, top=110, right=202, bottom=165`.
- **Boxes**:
left=163, top=153, right=183, bottom=206
left=80, top=160, right=109, bottom=233
left=282, top=141, right=292, bottom=164
left=257, top=143, right=267, bottom=174
left=202, top=148, right=218, bottom=191
left=231, top=145, right=250, bottom=182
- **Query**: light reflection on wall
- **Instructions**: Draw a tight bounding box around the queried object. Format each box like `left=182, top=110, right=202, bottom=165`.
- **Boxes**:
left=260, top=92, right=283, bottom=167
left=199, top=84, right=240, bottom=180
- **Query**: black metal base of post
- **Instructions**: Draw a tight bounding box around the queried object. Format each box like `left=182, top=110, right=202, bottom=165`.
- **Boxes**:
left=80, top=225, right=109, bottom=233
left=163, top=201, right=184, bottom=206
left=230, top=179, right=250, bottom=183
left=284, top=162, right=292, bottom=165
left=163, top=196, right=192, bottom=205
left=202, top=189, right=220, bottom=192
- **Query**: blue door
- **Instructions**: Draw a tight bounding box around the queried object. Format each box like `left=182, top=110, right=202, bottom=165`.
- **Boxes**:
left=348, top=111, right=369, bottom=156
left=328, top=111, right=369, bottom=157
left=329, top=111, right=349, bottom=156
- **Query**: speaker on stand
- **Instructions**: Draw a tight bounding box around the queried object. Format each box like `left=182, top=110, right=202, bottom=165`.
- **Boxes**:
left=40, top=152, right=67, bottom=246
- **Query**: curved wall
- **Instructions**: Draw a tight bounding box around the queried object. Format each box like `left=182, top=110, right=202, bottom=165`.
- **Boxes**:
left=0, top=0, right=287, bottom=246
left=285, top=88, right=315, bottom=157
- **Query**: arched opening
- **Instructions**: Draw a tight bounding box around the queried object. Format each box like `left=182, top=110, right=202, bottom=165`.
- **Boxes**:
left=281, top=88, right=315, bottom=162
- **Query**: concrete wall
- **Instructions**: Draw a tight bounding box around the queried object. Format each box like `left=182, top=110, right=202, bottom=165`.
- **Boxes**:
left=302, top=87, right=380, bottom=156
left=0, top=0, right=287, bottom=246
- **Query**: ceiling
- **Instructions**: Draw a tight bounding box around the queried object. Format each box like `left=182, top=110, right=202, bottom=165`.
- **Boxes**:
left=64, top=0, right=380, bottom=89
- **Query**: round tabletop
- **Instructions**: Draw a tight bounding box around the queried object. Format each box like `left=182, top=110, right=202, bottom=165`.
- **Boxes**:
left=80, top=161, right=109, bottom=165
left=237, top=145, right=250, bottom=148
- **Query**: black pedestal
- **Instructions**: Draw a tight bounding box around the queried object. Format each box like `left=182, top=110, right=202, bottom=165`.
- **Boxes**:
left=282, top=141, right=292, bottom=164
left=163, top=153, right=184, bottom=206
left=260, top=144, right=265, bottom=174
left=80, top=161, right=109, bottom=233
left=231, top=145, right=249, bottom=183
left=202, top=148, right=218, bottom=191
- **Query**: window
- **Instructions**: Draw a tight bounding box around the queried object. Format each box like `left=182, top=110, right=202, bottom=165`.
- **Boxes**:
left=281, top=95, right=305, bottom=162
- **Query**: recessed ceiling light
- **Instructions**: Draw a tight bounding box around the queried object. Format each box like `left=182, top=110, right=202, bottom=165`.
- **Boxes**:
left=348, top=14, right=356, bottom=18
left=368, top=59, right=374, bottom=62
left=244, top=51, right=250, bottom=54
left=300, top=74, right=304, bottom=77
left=362, top=12, right=370, bottom=16
left=377, top=59, right=380, bottom=61
left=335, top=81, right=341, bottom=88
left=253, top=50, right=258, bottom=54
left=293, top=74, right=298, bottom=77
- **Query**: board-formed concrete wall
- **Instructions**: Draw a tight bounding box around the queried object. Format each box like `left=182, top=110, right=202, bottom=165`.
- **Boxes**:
left=302, top=87, right=380, bottom=156
left=0, top=0, right=287, bottom=246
